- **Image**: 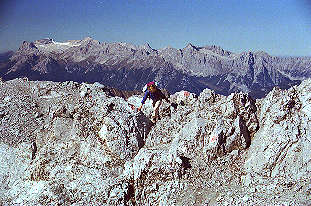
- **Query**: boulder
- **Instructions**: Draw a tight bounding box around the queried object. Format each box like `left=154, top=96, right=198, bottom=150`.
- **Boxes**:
left=98, top=97, right=153, bottom=160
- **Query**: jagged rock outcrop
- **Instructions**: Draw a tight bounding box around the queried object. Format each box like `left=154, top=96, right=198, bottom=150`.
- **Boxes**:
left=242, top=79, right=311, bottom=196
left=1, top=38, right=309, bottom=98
left=0, top=78, right=311, bottom=205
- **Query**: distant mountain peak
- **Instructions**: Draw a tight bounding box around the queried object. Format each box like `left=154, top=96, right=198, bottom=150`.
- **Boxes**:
left=19, top=41, right=38, bottom=51
left=140, top=43, right=154, bottom=52
left=142, top=42, right=152, bottom=49
left=184, top=43, right=198, bottom=50
left=200, top=45, right=232, bottom=57
left=254, top=51, right=270, bottom=56
left=83, top=37, right=93, bottom=41
left=34, top=38, right=54, bottom=45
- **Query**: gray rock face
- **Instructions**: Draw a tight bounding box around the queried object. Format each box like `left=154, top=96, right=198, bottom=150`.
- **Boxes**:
left=1, top=38, right=310, bottom=98
left=244, top=79, right=311, bottom=180
left=98, top=97, right=153, bottom=160
left=0, top=78, right=311, bottom=205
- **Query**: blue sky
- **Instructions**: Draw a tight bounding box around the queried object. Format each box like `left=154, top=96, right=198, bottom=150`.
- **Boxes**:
left=1, top=0, right=310, bottom=56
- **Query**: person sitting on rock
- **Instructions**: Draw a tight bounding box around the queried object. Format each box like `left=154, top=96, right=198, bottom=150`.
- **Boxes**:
left=138, top=81, right=170, bottom=123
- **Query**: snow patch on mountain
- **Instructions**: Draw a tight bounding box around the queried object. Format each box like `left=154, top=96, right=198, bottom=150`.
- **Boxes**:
left=34, top=39, right=82, bottom=53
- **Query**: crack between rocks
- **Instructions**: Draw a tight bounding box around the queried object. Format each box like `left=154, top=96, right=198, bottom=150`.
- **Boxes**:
left=269, top=139, right=299, bottom=177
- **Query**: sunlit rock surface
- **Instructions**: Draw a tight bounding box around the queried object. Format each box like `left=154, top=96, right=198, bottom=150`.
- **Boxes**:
left=0, top=78, right=310, bottom=205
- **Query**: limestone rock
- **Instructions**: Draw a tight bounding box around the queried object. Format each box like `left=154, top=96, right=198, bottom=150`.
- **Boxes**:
left=244, top=79, right=311, bottom=182
left=0, top=78, right=311, bottom=205
left=98, top=98, right=153, bottom=160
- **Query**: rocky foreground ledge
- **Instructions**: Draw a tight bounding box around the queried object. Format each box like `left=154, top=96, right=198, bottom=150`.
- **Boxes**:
left=0, top=78, right=310, bottom=205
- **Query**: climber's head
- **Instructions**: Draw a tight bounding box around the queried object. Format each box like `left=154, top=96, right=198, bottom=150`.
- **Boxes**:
left=147, top=82, right=157, bottom=93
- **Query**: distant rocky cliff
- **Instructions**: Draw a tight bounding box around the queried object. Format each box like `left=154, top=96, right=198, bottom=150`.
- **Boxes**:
left=0, top=78, right=310, bottom=205
left=1, top=37, right=310, bottom=98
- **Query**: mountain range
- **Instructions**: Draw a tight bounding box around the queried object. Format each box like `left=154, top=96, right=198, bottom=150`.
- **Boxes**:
left=1, top=37, right=310, bottom=98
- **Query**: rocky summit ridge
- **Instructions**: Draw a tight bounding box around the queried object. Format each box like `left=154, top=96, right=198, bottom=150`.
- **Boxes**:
left=1, top=37, right=311, bottom=98
left=0, top=77, right=311, bottom=205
